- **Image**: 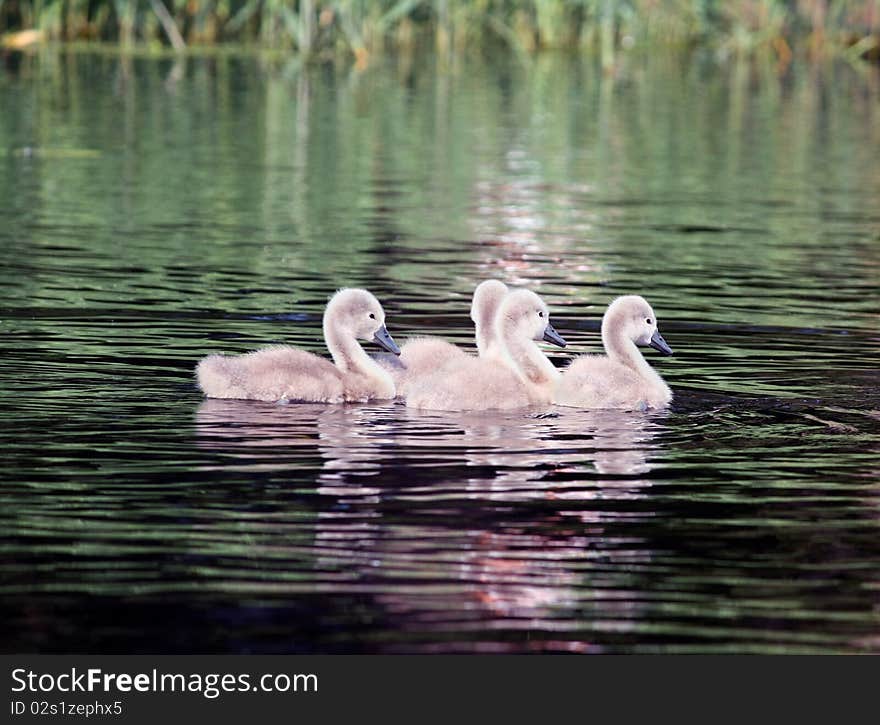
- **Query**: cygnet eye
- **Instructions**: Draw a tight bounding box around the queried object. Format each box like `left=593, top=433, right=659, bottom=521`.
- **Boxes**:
left=646, top=318, right=652, bottom=325
left=368, top=313, right=376, bottom=320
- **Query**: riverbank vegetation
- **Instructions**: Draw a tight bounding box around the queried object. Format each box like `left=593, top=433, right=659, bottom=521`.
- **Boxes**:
left=1, top=1, right=879, bottom=66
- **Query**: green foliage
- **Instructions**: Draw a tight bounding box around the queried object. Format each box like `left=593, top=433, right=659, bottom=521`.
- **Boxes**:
left=1, top=0, right=878, bottom=63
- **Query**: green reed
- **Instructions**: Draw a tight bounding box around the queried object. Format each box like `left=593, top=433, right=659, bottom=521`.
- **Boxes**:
left=1, top=1, right=878, bottom=64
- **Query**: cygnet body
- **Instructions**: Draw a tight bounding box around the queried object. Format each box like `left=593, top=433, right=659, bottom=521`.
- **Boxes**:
left=406, top=289, right=566, bottom=411
left=196, top=288, right=400, bottom=404
left=554, top=295, right=673, bottom=411
left=385, top=280, right=509, bottom=396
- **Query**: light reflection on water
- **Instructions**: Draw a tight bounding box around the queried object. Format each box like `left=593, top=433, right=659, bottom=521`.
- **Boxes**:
left=1, top=50, right=879, bottom=653
left=194, top=400, right=662, bottom=652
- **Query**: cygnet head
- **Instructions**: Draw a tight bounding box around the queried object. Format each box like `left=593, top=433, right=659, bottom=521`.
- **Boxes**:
left=603, top=295, right=672, bottom=355
left=498, top=289, right=567, bottom=348
left=324, top=288, right=401, bottom=355
left=470, top=279, right=509, bottom=356
left=470, top=279, right=508, bottom=324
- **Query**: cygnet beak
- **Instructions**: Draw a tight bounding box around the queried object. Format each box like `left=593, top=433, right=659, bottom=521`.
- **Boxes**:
left=542, top=322, right=567, bottom=348
left=649, top=329, right=673, bottom=356
left=373, top=325, right=401, bottom=356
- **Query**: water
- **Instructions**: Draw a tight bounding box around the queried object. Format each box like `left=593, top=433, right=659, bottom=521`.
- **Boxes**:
left=1, top=50, right=879, bottom=654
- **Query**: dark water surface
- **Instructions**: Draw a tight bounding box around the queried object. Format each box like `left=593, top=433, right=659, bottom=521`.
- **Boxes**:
left=2, top=51, right=879, bottom=653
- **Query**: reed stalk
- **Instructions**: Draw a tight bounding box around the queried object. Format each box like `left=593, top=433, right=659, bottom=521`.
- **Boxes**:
left=0, top=1, right=877, bottom=65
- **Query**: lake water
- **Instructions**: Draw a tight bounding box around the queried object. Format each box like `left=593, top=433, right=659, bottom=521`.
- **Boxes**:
left=1, top=50, right=879, bottom=654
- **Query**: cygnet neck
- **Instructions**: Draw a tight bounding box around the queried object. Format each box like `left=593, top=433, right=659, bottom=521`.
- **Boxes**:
left=473, top=287, right=506, bottom=358
left=475, top=310, right=497, bottom=358
left=324, top=318, right=391, bottom=388
left=603, top=317, right=659, bottom=384
left=499, top=319, right=559, bottom=387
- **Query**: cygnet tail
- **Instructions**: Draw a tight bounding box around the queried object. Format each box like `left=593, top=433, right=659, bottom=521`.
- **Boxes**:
left=196, top=354, right=241, bottom=399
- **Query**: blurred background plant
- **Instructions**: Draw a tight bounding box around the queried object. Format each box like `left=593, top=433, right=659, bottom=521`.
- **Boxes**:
left=1, top=1, right=878, bottom=65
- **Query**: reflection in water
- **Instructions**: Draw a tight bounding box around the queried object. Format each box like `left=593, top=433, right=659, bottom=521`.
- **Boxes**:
left=2, top=52, right=879, bottom=653
left=195, top=399, right=664, bottom=650
left=195, top=399, right=663, bottom=487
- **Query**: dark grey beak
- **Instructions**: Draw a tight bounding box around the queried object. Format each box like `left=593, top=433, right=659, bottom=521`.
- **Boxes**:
left=372, top=325, right=401, bottom=356
left=542, top=322, right=567, bottom=348
left=649, top=329, right=673, bottom=356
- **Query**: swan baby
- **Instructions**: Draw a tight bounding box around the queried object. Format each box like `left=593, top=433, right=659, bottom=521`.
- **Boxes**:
left=384, top=280, right=509, bottom=396
left=406, top=289, right=566, bottom=411
left=471, top=279, right=510, bottom=360
left=554, top=295, right=673, bottom=410
left=196, top=288, right=400, bottom=404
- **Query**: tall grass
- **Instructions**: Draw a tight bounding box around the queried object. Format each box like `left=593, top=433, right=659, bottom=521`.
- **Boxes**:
left=1, top=1, right=878, bottom=64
